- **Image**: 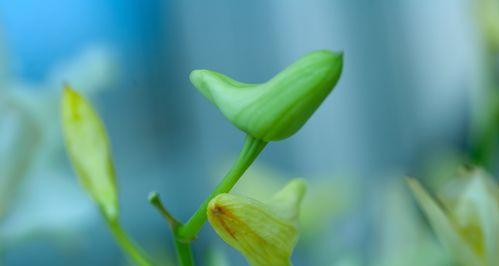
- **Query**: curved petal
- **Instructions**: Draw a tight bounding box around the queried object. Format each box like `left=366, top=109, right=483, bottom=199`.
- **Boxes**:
left=207, top=179, right=306, bottom=266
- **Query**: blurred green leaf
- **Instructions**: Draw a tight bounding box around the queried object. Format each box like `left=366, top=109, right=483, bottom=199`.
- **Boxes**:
left=476, top=0, right=499, bottom=50
left=407, top=170, right=499, bottom=266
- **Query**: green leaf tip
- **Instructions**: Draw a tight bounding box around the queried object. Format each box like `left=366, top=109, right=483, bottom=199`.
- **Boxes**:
left=61, top=85, right=119, bottom=221
left=190, top=50, right=343, bottom=142
left=207, top=179, right=307, bottom=266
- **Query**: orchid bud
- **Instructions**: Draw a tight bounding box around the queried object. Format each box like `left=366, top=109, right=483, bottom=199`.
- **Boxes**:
left=190, top=50, right=343, bottom=142
left=207, top=179, right=306, bottom=266
left=407, top=169, right=499, bottom=266
left=61, top=86, right=119, bottom=221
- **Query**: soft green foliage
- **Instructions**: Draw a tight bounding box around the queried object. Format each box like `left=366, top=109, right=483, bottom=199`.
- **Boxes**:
left=0, top=45, right=117, bottom=255
left=190, top=50, right=343, bottom=141
left=407, top=169, right=499, bottom=266
left=207, top=179, right=306, bottom=266
left=61, top=86, right=119, bottom=221
left=476, top=0, right=499, bottom=50
left=372, top=179, right=450, bottom=266
left=0, top=101, right=40, bottom=218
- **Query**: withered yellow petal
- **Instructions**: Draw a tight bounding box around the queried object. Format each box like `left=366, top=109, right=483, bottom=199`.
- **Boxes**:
left=207, top=179, right=306, bottom=266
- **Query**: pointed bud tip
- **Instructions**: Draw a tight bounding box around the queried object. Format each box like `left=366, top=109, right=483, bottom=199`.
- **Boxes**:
left=405, top=177, right=425, bottom=196
left=61, top=85, right=86, bottom=112
left=148, top=191, right=159, bottom=203
left=285, top=178, right=307, bottom=201
left=316, top=49, right=343, bottom=57
left=322, top=50, right=343, bottom=75
left=63, top=84, right=71, bottom=91
left=62, top=84, right=76, bottom=99
left=189, top=69, right=207, bottom=84
left=189, top=69, right=216, bottom=102
left=62, top=80, right=71, bottom=89
left=307, top=49, right=343, bottom=64
left=289, top=178, right=307, bottom=188
left=336, top=51, right=344, bottom=64
left=405, top=177, right=417, bottom=185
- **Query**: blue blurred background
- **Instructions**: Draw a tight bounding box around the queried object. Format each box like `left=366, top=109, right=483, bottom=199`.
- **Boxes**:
left=0, top=0, right=494, bottom=265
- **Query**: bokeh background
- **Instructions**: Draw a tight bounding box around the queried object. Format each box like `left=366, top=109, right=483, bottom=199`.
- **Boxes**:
left=0, top=0, right=497, bottom=265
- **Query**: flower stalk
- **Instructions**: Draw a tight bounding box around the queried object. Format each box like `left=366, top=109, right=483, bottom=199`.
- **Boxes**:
left=177, top=135, right=267, bottom=241
left=107, top=219, right=154, bottom=266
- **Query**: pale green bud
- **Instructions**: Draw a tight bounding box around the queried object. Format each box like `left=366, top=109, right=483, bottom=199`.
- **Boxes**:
left=407, top=169, right=499, bottom=266
left=207, top=179, right=306, bottom=266
left=61, top=86, right=119, bottom=221
left=190, top=50, right=343, bottom=141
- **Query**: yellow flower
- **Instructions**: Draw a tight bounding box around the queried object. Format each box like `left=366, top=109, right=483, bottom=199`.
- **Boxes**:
left=207, top=179, right=306, bottom=266
left=61, top=86, right=118, bottom=221
left=407, top=169, right=499, bottom=266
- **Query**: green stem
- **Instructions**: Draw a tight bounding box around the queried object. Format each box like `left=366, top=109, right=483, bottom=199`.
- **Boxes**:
left=149, top=192, right=194, bottom=266
left=173, top=238, right=194, bottom=266
left=177, top=135, right=267, bottom=240
left=107, top=219, right=154, bottom=266
left=471, top=45, right=499, bottom=167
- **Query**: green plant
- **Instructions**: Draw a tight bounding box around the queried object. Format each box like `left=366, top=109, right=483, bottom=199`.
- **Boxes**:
left=61, top=50, right=343, bottom=265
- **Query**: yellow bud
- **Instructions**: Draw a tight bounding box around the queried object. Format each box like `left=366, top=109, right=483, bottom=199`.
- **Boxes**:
left=61, top=86, right=119, bottom=221
left=207, top=179, right=306, bottom=266
left=407, top=169, right=499, bottom=266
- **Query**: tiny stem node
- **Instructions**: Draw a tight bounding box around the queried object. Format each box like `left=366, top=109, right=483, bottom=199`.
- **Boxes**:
left=148, top=192, right=180, bottom=229
left=150, top=135, right=266, bottom=266
left=148, top=193, right=194, bottom=266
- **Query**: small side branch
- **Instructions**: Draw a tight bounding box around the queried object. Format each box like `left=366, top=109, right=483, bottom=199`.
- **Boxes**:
left=148, top=192, right=194, bottom=266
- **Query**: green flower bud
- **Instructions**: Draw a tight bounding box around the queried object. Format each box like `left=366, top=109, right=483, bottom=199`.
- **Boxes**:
left=207, top=179, right=306, bottom=266
left=61, top=86, right=119, bottom=221
left=407, top=169, right=499, bottom=266
left=190, top=50, right=343, bottom=142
